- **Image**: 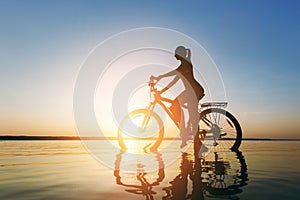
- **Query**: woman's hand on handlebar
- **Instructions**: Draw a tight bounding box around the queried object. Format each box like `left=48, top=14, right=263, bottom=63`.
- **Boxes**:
left=150, top=75, right=160, bottom=84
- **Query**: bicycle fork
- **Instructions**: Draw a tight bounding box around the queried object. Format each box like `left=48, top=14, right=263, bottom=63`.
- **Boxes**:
left=140, top=103, right=156, bottom=131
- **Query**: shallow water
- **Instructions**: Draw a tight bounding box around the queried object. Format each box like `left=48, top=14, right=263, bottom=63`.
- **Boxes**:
left=0, top=140, right=299, bottom=200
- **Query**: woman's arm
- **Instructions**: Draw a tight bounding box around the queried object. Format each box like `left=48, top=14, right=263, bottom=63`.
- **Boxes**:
left=158, top=69, right=178, bottom=79
left=152, top=69, right=178, bottom=82
left=151, top=69, right=179, bottom=93
left=160, top=75, right=180, bottom=94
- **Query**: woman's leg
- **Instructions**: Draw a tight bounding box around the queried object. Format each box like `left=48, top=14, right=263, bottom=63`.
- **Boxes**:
left=182, top=89, right=200, bottom=142
left=177, top=90, right=201, bottom=148
left=187, top=98, right=200, bottom=137
left=177, top=91, right=189, bottom=147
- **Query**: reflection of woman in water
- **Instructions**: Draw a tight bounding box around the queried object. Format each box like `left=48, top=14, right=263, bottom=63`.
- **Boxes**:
left=151, top=46, right=204, bottom=147
left=162, top=152, right=204, bottom=200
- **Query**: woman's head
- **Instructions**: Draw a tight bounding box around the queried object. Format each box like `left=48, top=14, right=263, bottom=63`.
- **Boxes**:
left=174, top=46, right=191, bottom=62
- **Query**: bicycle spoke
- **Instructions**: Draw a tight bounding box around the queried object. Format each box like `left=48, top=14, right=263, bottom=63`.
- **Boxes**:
left=200, top=108, right=242, bottom=151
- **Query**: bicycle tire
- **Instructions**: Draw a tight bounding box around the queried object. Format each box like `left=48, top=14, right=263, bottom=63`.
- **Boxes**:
left=118, top=109, right=164, bottom=152
left=199, top=108, right=242, bottom=151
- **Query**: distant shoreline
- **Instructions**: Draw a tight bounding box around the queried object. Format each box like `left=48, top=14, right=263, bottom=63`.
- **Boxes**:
left=0, top=136, right=299, bottom=141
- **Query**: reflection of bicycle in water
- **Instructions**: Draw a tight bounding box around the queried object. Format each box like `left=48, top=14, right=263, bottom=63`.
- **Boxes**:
left=118, top=78, right=242, bottom=153
left=201, top=151, right=248, bottom=197
left=113, top=151, right=165, bottom=200
left=163, top=149, right=248, bottom=199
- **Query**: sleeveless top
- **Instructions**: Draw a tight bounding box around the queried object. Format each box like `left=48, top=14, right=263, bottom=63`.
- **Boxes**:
left=176, top=60, right=204, bottom=100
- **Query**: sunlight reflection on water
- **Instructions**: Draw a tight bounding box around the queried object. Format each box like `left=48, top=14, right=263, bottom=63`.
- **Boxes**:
left=0, top=140, right=299, bottom=200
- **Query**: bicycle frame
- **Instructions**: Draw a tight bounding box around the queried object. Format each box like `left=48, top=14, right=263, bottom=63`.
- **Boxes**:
left=142, top=80, right=181, bottom=129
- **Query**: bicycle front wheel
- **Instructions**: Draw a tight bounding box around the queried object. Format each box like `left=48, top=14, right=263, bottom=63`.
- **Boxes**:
left=199, top=108, right=242, bottom=151
left=118, top=109, right=164, bottom=153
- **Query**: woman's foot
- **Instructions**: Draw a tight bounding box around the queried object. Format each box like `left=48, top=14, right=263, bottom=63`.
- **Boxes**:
left=180, top=131, right=188, bottom=148
left=180, top=141, right=188, bottom=148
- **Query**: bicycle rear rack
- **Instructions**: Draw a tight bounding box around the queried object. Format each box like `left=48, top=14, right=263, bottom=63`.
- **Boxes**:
left=200, top=102, right=228, bottom=108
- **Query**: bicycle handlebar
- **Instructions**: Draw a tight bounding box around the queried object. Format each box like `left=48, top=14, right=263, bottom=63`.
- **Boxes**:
left=149, top=77, right=162, bottom=101
left=148, top=77, right=157, bottom=90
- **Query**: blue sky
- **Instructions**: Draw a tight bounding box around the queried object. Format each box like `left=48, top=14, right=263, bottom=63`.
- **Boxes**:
left=0, top=0, right=299, bottom=138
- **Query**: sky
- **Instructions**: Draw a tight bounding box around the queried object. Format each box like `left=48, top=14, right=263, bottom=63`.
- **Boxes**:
left=0, top=0, right=299, bottom=139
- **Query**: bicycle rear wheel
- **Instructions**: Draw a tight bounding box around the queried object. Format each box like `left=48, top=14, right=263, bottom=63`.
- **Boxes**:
left=118, top=109, right=164, bottom=153
left=199, top=108, right=242, bottom=152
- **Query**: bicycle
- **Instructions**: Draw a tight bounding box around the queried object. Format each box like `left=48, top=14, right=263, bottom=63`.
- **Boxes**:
left=118, top=78, right=242, bottom=153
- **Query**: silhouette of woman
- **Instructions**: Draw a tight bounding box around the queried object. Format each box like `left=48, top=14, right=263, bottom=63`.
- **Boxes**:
left=151, top=46, right=204, bottom=148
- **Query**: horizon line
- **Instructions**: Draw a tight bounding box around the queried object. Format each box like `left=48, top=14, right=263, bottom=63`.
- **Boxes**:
left=0, top=135, right=300, bottom=141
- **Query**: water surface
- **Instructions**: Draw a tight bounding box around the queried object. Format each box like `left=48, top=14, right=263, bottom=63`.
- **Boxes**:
left=0, top=140, right=299, bottom=199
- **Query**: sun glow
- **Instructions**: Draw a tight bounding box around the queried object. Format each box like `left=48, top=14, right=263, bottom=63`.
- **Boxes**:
left=94, top=48, right=177, bottom=139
